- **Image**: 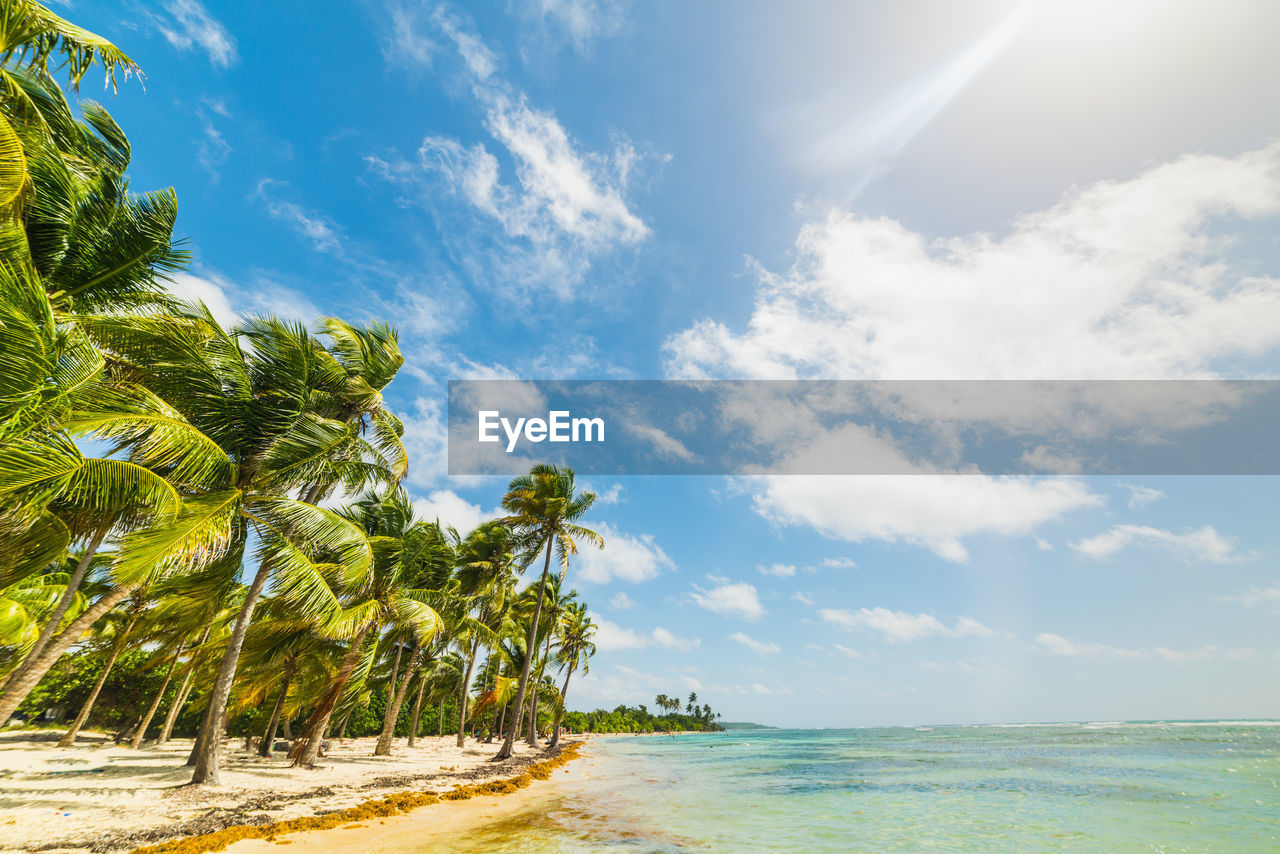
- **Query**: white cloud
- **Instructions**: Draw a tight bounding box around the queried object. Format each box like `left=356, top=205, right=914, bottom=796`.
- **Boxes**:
left=411, top=489, right=503, bottom=536
left=758, top=562, right=796, bottom=578
left=729, top=632, right=780, bottom=655
left=368, top=9, right=655, bottom=299
left=1034, top=633, right=1254, bottom=662
left=1121, top=483, right=1166, bottom=508
left=790, top=591, right=814, bottom=606
left=255, top=180, right=343, bottom=254
left=592, top=617, right=698, bottom=652
left=166, top=271, right=321, bottom=328
left=526, top=0, right=632, bottom=55
left=751, top=475, right=1100, bottom=562
left=195, top=102, right=231, bottom=180
left=1217, top=580, right=1280, bottom=607
left=155, top=0, right=237, bottom=67
left=820, top=607, right=998, bottom=643
left=665, top=143, right=1280, bottom=382
left=168, top=272, right=236, bottom=327
left=581, top=482, right=625, bottom=504
left=832, top=644, right=863, bottom=659
left=381, top=1, right=436, bottom=67
left=609, top=591, right=635, bottom=610
left=823, top=557, right=857, bottom=569
left=689, top=581, right=765, bottom=620
left=573, top=522, right=674, bottom=584
left=1071, top=524, right=1246, bottom=563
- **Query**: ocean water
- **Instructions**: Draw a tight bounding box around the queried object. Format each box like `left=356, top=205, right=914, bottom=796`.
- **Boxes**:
left=420, top=723, right=1280, bottom=853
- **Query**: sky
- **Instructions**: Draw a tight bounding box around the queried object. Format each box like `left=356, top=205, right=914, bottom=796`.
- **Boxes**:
left=61, top=0, right=1280, bottom=727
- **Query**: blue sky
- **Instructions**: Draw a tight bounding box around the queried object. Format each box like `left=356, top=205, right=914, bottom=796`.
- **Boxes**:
left=66, top=0, right=1280, bottom=726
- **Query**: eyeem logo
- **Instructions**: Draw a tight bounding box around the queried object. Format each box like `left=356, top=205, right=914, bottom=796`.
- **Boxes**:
left=478, top=410, right=605, bottom=453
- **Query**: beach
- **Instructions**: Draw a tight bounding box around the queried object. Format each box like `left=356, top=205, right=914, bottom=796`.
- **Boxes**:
left=0, top=729, right=584, bottom=854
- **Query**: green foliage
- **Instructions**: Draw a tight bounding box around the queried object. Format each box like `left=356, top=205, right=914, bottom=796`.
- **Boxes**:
left=562, top=704, right=724, bottom=735
left=16, top=645, right=168, bottom=731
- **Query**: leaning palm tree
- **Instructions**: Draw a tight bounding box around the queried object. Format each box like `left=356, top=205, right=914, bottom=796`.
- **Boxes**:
left=548, top=602, right=594, bottom=749
left=452, top=520, right=517, bottom=747
left=59, top=311, right=394, bottom=785
left=493, top=464, right=602, bottom=761
left=289, top=488, right=444, bottom=767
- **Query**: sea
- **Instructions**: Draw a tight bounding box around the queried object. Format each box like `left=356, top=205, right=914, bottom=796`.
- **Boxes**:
left=416, top=722, right=1279, bottom=853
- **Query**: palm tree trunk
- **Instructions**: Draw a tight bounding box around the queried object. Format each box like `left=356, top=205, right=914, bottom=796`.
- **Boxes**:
left=437, top=700, right=444, bottom=737
left=528, top=629, right=553, bottom=747
left=456, top=633, right=479, bottom=747
left=130, top=641, right=185, bottom=749
left=0, top=583, right=135, bottom=724
left=336, top=710, right=352, bottom=739
left=407, top=673, right=426, bottom=748
left=494, top=698, right=507, bottom=744
left=1, top=528, right=108, bottom=697
left=191, top=558, right=274, bottom=784
left=258, top=668, right=292, bottom=757
left=158, top=625, right=210, bottom=745
left=375, top=645, right=420, bottom=756
left=290, top=620, right=374, bottom=768
left=495, top=538, right=552, bottom=760
left=59, top=609, right=139, bottom=747
left=548, top=660, right=576, bottom=750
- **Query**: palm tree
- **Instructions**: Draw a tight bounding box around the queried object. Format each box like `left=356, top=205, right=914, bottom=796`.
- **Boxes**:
left=523, top=576, right=574, bottom=747
left=288, top=488, right=443, bottom=767
left=548, top=603, right=594, bottom=749
left=72, top=311, right=399, bottom=784
left=492, top=465, right=602, bottom=761
left=452, top=521, right=517, bottom=747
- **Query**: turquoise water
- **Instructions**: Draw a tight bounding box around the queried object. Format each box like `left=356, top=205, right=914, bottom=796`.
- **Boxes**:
left=423, top=723, right=1280, bottom=853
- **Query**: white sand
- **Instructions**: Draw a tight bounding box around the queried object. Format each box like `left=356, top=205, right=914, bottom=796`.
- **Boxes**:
left=0, top=729, right=555, bottom=854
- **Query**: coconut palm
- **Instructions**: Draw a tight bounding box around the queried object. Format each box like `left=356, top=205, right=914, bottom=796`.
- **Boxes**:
left=288, top=487, right=445, bottom=767
left=451, top=520, right=517, bottom=747
left=548, top=603, right=595, bottom=749
left=493, top=465, right=601, bottom=761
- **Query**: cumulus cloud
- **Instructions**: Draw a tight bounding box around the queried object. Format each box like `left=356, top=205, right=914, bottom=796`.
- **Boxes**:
left=819, top=607, right=998, bottom=643
left=1034, top=633, right=1254, bottom=662
left=573, top=522, right=674, bottom=584
left=729, top=632, right=780, bottom=655
left=658, top=146, right=1280, bottom=559
left=688, top=581, right=765, bottom=620
left=752, top=474, right=1100, bottom=562
left=665, top=144, right=1280, bottom=382
left=1070, top=524, right=1246, bottom=563
left=609, top=591, right=635, bottom=610
left=411, top=489, right=503, bottom=536
left=592, top=617, right=698, bottom=652
left=153, top=0, right=237, bottom=67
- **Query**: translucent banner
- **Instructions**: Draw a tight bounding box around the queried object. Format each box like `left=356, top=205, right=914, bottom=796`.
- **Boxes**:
left=446, top=380, right=1280, bottom=475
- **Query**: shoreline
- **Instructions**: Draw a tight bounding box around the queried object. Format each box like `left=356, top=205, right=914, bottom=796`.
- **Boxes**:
left=0, top=730, right=587, bottom=854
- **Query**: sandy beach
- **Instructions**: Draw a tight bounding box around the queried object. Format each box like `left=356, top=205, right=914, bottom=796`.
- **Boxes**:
left=0, top=729, right=584, bottom=854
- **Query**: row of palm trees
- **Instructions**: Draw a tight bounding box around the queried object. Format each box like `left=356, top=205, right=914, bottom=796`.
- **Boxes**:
left=0, top=0, right=603, bottom=785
